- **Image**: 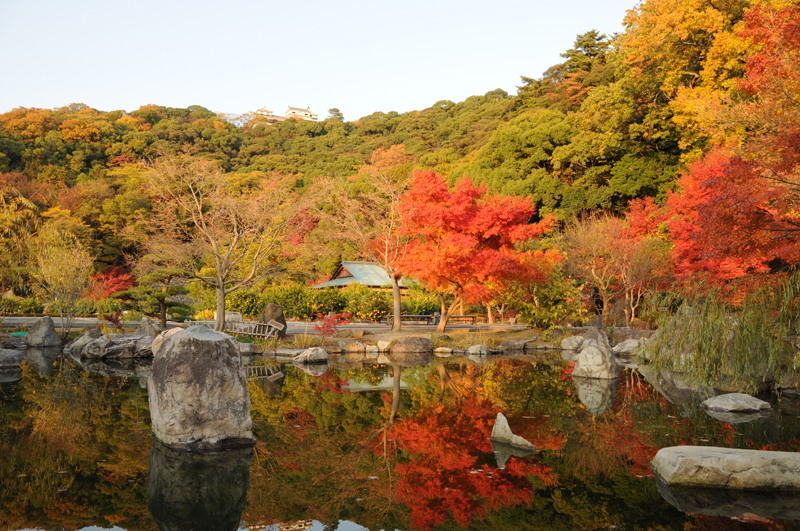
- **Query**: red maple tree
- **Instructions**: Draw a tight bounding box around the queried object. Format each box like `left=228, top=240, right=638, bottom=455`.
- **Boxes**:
left=397, top=171, right=554, bottom=331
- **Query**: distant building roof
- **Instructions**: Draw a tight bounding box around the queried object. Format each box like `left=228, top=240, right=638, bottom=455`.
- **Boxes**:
left=312, top=261, right=408, bottom=289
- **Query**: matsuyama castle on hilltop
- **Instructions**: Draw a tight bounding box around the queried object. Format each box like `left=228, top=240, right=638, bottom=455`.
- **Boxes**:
left=254, top=106, right=318, bottom=124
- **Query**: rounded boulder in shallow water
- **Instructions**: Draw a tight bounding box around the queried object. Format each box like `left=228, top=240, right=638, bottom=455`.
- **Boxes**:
left=148, top=324, right=255, bottom=452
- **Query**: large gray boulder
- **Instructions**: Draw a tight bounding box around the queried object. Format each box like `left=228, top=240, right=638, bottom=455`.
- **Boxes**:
left=152, top=327, right=182, bottom=356
left=82, top=333, right=154, bottom=359
left=0, top=333, right=27, bottom=350
left=339, top=341, right=366, bottom=353
left=490, top=412, right=536, bottom=450
left=294, top=347, right=328, bottom=364
left=560, top=335, right=585, bottom=351
left=257, top=303, right=287, bottom=338
left=652, top=446, right=800, bottom=490
left=0, top=349, right=24, bottom=369
left=65, top=328, right=102, bottom=356
left=391, top=336, right=433, bottom=353
left=24, top=316, right=62, bottom=347
left=583, top=327, right=611, bottom=350
left=135, top=316, right=163, bottom=338
left=612, top=339, right=641, bottom=357
left=572, top=375, right=617, bottom=415
left=466, top=344, right=488, bottom=356
left=148, top=325, right=255, bottom=452
left=701, top=393, right=771, bottom=413
left=572, top=346, right=619, bottom=380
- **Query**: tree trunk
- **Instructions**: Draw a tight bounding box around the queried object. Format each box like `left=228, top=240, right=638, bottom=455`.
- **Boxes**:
left=486, top=302, right=494, bottom=324
left=437, top=296, right=448, bottom=333
left=436, top=296, right=461, bottom=333
left=214, top=286, right=226, bottom=331
left=159, top=298, right=167, bottom=329
left=391, top=274, right=402, bottom=332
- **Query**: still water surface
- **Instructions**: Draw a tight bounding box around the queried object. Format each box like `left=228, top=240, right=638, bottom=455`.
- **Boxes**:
left=2, top=349, right=800, bottom=531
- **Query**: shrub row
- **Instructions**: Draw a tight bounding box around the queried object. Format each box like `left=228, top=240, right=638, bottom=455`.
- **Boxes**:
left=225, top=284, right=433, bottom=322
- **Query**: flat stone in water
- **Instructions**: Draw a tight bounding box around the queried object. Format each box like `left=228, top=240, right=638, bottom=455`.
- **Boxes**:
left=701, top=393, right=771, bottom=412
left=652, top=446, right=800, bottom=490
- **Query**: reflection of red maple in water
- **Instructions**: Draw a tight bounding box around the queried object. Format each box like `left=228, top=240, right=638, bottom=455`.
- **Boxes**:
left=387, top=397, right=556, bottom=531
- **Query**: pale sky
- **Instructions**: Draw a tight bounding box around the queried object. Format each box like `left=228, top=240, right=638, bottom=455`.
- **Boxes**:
left=0, top=0, right=636, bottom=121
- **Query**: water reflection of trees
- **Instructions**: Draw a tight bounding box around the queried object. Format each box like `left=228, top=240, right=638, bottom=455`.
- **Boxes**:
left=0, top=358, right=153, bottom=531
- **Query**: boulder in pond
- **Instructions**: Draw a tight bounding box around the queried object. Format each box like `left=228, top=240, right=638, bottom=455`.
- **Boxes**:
left=0, top=349, right=24, bottom=369
left=24, top=316, right=62, bottom=347
left=257, top=303, right=287, bottom=338
left=490, top=412, right=536, bottom=451
left=572, top=345, right=619, bottom=380
left=339, top=341, right=366, bottom=353
left=391, top=336, right=433, bottom=353
left=152, top=327, right=182, bottom=356
left=434, top=347, right=453, bottom=358
left=64, top=327, right=102, bottom=356
left=467, top=344, right=488, bottom=356
left=136, top=316, right=163, bottom=338
left=501, top=339, right=526, bottom=351
left=82, top=333, right=154, bottom=359
left=377, top=340, right=392, bottom=352
left=583, top=327, right=611, bottom=350
left=612, top=338, right=641, bottom=357
left=652, top=446, right=800, bottom=490
left=294, top=347, right=328, bottom=364
left=148, top=325, right=255, bottom=452
left=560, top=335, right=585, bottom=351
left=0, top=333, right=27, bottom=350
left=238, top=342, right=255, bottom=356
left=700, top=393, right=771, bottom=413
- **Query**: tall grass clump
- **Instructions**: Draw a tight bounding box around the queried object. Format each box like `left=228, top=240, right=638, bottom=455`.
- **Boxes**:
left=643, top=276, right=800, bottom=393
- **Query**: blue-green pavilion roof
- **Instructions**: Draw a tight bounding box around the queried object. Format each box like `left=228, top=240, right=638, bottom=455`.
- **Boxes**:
left=312, top=261, right=408, bottom=289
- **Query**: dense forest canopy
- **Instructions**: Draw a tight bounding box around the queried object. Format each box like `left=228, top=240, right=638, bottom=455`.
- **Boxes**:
left=2, top=0, right=799, bottom=325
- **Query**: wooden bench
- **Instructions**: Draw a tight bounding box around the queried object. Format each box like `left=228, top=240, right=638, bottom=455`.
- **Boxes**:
left=228, top=319, right=285, bottom=340
left=385, top=314, right=435, bottom=325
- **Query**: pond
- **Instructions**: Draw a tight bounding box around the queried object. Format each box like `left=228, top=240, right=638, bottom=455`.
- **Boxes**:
left=2, top=348, right=800, bottom=531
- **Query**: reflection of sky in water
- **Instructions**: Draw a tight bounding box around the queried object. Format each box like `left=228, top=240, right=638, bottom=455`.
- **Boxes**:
left=251, top=522, right=372, bottom=531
